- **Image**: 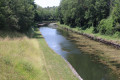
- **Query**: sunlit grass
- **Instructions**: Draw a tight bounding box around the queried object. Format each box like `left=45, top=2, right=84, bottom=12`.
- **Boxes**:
left=57, top=22, right=120, bottom=44
left=0, top=28, right=78, bottom=80
left=34, top=28, right=79, bottom=80
left=57, top=22, right=120, bottom=77
left=0, top=37, right=49, bottom=80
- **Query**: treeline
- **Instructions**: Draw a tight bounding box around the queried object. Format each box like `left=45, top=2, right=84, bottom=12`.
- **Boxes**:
left=34, top=6, right=58, bottom=22
left=58, top=0, right=120, bottom=36
left=0, top=0, right=36, bottom=32
left=0, top=0, right=58, bottom=32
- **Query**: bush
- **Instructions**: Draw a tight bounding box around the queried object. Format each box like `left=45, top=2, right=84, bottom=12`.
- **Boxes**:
left=98, top=16, right=114, bottom=35
left=113, top=31, right=120, bottom=38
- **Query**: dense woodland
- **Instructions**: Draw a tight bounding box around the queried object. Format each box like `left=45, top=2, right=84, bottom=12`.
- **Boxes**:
left=0, top=0, right=120, bottom=36
left=0, top=0, right=57, bottom=32
left=0, top=0, right=36, bottom=32
left=58, top=0, right=120, bottom=36
left=34, top=6, right=58, bottom=22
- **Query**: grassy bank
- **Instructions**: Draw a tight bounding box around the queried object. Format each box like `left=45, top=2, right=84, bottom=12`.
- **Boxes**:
left=0, top=28, right=78, bottom=80
left=57, top=23, right=120, bottom=79
left=57, top=23, right=120, bottom=44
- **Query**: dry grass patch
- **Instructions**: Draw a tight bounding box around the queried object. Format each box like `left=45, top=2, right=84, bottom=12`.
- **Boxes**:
left=0, top=37, right=49, bottom=80
left=0, top=29, right=79, bottom=80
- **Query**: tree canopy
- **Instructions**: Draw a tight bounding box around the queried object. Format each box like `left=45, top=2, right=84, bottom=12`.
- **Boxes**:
left=0, top=0, right=35, bottom=32
left=1, top=0, right=120, bottom=35
left=58, top=0, right=120, bottom=35
left=34, top=6, right=58, bottom=22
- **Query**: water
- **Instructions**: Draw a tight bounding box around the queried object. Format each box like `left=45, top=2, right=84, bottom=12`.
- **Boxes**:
left=40, top=27, right=117, bottom=80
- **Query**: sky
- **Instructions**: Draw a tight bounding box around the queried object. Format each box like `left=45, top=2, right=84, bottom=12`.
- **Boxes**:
left=34, top=0, right=61, bottom=8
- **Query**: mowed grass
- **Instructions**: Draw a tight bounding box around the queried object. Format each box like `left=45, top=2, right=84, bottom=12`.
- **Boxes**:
left=0, top=29, right=78, bottom=80
left=34, top=29, right=78, bottom=80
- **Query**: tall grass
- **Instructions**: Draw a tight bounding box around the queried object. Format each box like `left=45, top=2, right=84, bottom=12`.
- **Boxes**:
left=0, top=27, right=79, bottom=80
left=0, top=38, right=49, bottom=80
left=0, top=31, right=24, bottom=38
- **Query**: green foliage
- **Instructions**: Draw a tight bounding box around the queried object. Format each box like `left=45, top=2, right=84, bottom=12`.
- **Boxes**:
left=34, top=6, right=58, bottom=22
left=113, top=31, right=120, bottom=38
left=112, top=0, right=120, bottom=23
left=112, top=0, right=120, bottom=32
left=58, top=0, right=110, bottom=28
left=0, top=0, right=35, bottom=32
left=97, top=0, right=120, bottom=35
left=34, top=6, right=44, bottom=22
left=98, top=16, right=114, bottom=35
left=58, top=0, right=120, bottom=37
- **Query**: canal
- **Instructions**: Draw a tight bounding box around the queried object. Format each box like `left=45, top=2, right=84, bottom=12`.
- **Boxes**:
left=40, top=27, right=117, bottom=80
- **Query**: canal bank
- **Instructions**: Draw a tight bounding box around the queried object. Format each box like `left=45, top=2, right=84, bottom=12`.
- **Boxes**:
left=40, top=26, right=118, bottom=80
left=57, top=24, right=120, bottom=79
left=33, top=28, right=80, bottom=80
left=0, top=28, right=80, bottom=80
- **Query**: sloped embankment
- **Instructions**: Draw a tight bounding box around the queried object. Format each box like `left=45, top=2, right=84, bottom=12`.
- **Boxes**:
left=0, top=29, right=79, bottom=80
left=0, top=37, right=50, bottom=80
left=58, top=26, right=120, bottom=78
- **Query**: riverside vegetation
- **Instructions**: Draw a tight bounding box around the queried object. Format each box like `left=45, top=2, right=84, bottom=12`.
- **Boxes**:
left=0, top=28, right=79, bottom=80
left=0, top=0, right=78, bottom=80
left=1, top=0, right=120, bottom=79
left=57, top=0, right=120, bottom=38
left=57, top=0, right=120, bottom=78
left=57, top=23, right=120, bottom=78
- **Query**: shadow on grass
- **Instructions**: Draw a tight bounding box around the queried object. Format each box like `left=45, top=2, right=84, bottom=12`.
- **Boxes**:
left=33, top=31, right=44, bottom=39
left=0, top=30, right=24, bottom=38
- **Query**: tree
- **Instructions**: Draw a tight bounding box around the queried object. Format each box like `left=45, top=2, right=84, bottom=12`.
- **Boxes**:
left=112, top=0, right=120, bottom=31
left=0, top=0, right=36, bottom=32
left=58, top=0, right=116, bottom=34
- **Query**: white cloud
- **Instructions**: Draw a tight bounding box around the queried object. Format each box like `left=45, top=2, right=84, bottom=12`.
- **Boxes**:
left=34, top=0, right=61, bottom=8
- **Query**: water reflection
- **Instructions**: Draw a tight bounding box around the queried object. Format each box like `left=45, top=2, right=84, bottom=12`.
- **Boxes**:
left=40, top=27, right=117, bottom=80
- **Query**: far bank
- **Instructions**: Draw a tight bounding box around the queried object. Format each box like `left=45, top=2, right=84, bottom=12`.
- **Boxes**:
left=57, top=23, right=120, bottom=79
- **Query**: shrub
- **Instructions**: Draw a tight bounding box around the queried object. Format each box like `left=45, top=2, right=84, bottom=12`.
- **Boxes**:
left=98, top=16, right=114, bottom=35
left=113, top=31, right=120, bottom=38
